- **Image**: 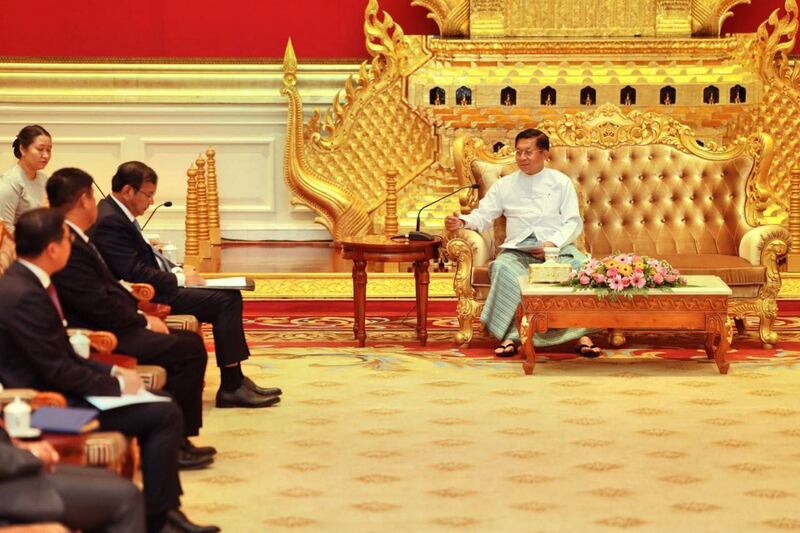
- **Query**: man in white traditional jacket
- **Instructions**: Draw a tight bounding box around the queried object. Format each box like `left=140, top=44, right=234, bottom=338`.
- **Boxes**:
left=445, top=128, right=600, bottom=357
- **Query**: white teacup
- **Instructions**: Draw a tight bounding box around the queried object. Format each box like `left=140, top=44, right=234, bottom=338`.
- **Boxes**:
left=544, top=246, right=560, bottom=263
left=4, top=396, right=31, bottom=434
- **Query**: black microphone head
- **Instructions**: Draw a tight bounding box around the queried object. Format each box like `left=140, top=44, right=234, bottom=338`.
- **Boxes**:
left=470, top=184, right=480, bottom=189
left=164, top=201, right=173, bottom=207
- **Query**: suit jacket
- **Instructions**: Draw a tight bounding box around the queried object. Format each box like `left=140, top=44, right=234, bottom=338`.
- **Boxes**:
left=90, top=196, right=179, bottom=299
left=52, top=226, right=147, bottom=331
left=0, top=427, right=63, bottom=523
left=0, top=262, right=120, bottom=397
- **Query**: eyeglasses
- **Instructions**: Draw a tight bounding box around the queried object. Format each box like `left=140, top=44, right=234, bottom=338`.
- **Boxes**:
left=135, top=188, right=156, bottom=200
left=516, top=149, right=543, bottom=159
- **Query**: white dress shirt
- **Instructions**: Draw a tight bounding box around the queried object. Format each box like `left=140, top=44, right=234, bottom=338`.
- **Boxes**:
left=459, top=167, right=582, bottom=249
left=0, top=164, right=48, bottom=232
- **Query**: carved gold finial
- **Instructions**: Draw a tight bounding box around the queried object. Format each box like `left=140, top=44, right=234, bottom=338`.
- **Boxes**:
left=664, top=94, right=672, bottom=106
left=194, top=155, right=211, bottom=259
left=544, top=93, right=553, bottom=106
left=282, top=38, right=297, bottom=88
left=733, top=90, right=741, bottom=104
left=384, top=170, right=399, bottom=238
left=584, top=93, right=593, bottom=106
left=692, top=0, right=752, bottom=36
left=411, top=0, right=469, bottom=37
left=205, top=147, right=221, bottom=246
left=624, top=93, right=632, bottom=106
left=184, top=165, right=200, bottom=267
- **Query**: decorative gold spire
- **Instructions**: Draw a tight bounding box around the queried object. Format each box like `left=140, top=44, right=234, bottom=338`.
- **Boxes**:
left=410, top=0, right=469, bottom=37
left=384, top=170, right=399, bottom=237
left=205, top=147, right=221, bottom=246
left=184, top=164, right=200, bottom=267
left=194, top=155, right=211, bottom=259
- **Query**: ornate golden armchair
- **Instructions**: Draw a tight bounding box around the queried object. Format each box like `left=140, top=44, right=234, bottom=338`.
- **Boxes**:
left=446, top=104, right=791, bottom=348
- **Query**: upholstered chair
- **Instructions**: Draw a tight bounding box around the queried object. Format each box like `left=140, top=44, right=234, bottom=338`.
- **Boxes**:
left=446, top=105, right=790, bottom=348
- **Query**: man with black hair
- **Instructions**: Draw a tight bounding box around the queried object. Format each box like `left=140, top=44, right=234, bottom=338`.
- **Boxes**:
left=90, top=161, right=281, bottom=408
left=0, top=208, right=219, bottom=533
left=47, top=167, right=214, bottom=469
left=445, top=129, right=598, bottom=357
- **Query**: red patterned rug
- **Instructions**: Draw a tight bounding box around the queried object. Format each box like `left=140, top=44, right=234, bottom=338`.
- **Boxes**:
left=236, top=300, right=800, bottom=365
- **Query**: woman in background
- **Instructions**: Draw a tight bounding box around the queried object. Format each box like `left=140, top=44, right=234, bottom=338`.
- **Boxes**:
left=0, top=125, right=53, bottom=232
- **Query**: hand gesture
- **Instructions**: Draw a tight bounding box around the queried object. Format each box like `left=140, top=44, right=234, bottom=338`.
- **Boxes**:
left=145, top=315, right=169, bottom=334
left=444, top=212, right=465, bottom=232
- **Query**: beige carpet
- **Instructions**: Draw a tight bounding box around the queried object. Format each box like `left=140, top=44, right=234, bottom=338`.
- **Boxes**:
left=180, top=348, right=800, bottom=532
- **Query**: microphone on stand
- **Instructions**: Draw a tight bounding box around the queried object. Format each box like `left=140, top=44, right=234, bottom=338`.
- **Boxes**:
left=407, top=184, right=480, bottom=241
left=141, top=201, right=173, bottom=231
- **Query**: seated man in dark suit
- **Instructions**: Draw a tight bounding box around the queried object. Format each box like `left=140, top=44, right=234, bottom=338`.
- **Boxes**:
left=1, top=424, right=145, bottom=532
left=0, top=208, right=218, bottom=533
left=90, top=161, right=281, bottom=408
left=46, top=167, right=214, bottom=468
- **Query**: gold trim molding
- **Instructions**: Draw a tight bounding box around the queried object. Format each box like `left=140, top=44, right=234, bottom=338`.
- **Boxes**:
left=209, top=272, right=456, bottom=300
left=0, top=61, right=359, bottom=104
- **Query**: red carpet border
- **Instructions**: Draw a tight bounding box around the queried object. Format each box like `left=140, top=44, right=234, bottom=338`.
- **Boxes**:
left=197, top=300, right=800, bottom=366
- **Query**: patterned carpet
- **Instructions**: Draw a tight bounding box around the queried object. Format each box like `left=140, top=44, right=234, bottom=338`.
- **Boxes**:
left=179, top=304, right=800, bottom=532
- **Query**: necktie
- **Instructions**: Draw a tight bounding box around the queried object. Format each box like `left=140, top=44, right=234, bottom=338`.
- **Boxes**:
left=134, top=219, right=172, bottom=272
left=46, top=283, right=65, bottom=323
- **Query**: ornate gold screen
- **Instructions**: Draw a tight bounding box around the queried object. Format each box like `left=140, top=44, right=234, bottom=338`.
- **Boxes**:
left=282, top=0, right=800, bottom=248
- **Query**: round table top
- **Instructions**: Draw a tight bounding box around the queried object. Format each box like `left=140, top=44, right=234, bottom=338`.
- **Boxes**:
left=340, top=235, right=443, bottom=260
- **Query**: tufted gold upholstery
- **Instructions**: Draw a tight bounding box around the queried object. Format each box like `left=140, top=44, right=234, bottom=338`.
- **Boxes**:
left=447, top=105, right=790, bottom=347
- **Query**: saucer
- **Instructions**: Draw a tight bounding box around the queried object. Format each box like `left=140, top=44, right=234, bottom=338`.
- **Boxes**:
left=8, top=427, right=42, bottom=439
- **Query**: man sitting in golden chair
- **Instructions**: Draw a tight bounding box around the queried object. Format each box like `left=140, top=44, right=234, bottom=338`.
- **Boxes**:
left=445, top=128, right=600, bottom=357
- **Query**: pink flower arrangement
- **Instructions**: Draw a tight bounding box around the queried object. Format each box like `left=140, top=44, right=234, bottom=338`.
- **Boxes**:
left=564, top=253, right=687, bottom=297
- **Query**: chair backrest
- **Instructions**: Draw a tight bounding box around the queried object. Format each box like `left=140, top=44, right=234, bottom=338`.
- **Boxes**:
left=454, top=104, right=772, bottom=257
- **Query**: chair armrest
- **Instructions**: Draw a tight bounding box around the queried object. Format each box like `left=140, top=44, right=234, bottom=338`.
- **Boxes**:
left=446, top=227, right=492, bottom=268
left=67, top=328, right=119, bottom=354
left=738, top=225, right=791, bottom=266
left=446, top=228, right=492, bottom=302
left=129, top=282, right=156, bottom=302
left=138, top=301, right=172, bottom=320
left=0, top=389, right=65, bottom=409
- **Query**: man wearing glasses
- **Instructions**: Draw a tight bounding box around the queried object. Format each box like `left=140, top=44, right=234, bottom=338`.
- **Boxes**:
left=90, top=161, right=282, bottom=409
left=444, top=129, right=598, bottom=357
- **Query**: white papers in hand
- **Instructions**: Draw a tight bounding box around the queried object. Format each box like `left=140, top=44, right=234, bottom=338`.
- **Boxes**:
left=85, top=389, right=171, bottom=411
left=192, top=276, right=247, bottom=288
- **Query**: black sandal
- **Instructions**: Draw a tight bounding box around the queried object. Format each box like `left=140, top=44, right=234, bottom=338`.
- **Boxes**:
left=575, top=343, right=602, bottom=358
left=494, top=341, right=519, bottom=357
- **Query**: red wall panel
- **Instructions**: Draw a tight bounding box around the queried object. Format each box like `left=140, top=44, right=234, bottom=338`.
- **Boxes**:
left=0, top=0, right=791, bottom=59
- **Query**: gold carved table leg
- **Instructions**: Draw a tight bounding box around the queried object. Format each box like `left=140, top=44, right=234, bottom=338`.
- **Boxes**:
left=516, top=307, right=537, bottom=375
left=704, top=313, right=731, bottom=375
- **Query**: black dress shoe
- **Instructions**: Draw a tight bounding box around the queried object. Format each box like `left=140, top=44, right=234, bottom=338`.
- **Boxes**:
left=178, top=448, right=214, bottom=470
left=242, top=375, right=283, bottom=396
left=164, top=509, right=220, bottom=533
left=183, top=438, right=217, bottom=456
left=216, top=384, right=281, bottom=408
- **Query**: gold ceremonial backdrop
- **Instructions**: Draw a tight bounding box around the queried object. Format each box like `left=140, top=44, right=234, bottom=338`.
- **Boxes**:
left=282, top=0, right=800, bottom=241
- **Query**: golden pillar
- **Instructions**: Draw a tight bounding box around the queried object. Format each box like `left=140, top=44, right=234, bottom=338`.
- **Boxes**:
left=384, top=170, right=399, bottom=238
left=205, top=147, right=222, bottom=246
left=183, top=165, right=201, bottom=268
left=194, top=155, right=211, bottom=259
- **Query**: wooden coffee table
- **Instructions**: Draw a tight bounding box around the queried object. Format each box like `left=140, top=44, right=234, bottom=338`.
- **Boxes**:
left=515, top=275, right=732, bottom=375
